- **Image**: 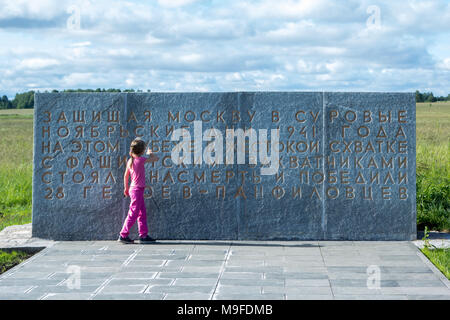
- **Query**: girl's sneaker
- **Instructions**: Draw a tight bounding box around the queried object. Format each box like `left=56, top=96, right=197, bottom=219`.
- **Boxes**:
left=118, top=236, right=134, bottom=244
left=137, top=235, right=156, bottom=244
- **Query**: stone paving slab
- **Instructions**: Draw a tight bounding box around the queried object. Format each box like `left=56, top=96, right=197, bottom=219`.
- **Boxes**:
left=0, top=224, right=54, bottom=250
left=0, top=240, right=449, bottom=300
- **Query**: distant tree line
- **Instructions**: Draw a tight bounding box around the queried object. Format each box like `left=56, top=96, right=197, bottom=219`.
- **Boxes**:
left=0, top=89, right=150, bottom=109
left=415, top=90, right=450, bottom=103
left=0, top=91, right=35, bottom=109
left=0, top=89, right=448, bottom=109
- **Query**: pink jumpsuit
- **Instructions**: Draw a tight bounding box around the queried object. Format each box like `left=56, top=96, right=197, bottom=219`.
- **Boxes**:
left=120, top=156, right=148, bottom=238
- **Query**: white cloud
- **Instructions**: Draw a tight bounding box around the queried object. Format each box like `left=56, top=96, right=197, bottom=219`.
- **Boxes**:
left=106, top=48, right=135, bottom=58
left=157, top=0, right=199, bottom=8
left=437, top=58, right=450, bottom=70
left=0, top=0, right=63, bottom=20
left=236, top=0, right=330, bottom=20
left=0, top=0, right=449, bottom=97
left=62, top=72, right=95, bottom=86
left=125, top=78, right=135, bottom=86
left=18, top=58, right=59, bottom=70
left=71, top=41, right=91, bottom=47
left=178, top=53, right=203, bottom=65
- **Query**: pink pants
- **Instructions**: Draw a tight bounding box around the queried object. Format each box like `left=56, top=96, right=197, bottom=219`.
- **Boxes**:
left=120, top=187, right=148, bottom=238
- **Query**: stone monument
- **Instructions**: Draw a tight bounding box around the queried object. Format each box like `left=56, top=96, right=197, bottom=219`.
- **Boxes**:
left=32, top=92, right=416, bottom=240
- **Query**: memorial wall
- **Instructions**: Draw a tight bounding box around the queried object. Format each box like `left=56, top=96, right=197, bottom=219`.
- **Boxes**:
left=32, top=92, right=416, bottom=240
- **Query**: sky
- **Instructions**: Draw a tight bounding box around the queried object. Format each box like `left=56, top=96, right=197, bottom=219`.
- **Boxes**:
left=0, top=0, right=449, bottom=98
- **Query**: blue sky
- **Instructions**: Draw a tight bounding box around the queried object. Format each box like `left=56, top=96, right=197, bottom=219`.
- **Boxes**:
left=0, top=0, right=449, bottom=98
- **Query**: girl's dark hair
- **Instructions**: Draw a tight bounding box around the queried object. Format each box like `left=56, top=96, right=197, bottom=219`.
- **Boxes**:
left=129, top=138, right=146, bottom=170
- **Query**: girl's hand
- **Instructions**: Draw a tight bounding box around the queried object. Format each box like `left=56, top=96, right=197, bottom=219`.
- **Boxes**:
left=146, top=147, right=152, bottom=156
left=124, top=188, right=129, bottom=197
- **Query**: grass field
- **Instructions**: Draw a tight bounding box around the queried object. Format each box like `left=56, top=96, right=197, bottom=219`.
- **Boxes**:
left=416, top=102, right=450, bottom=231
left=0, top=109, right=34, bottom=116
left=420, top=247, right=450, bottom=279
left=0, top=250, right=33, bottom=274
left=0, top=110, right=34, bottom=231
left=0, top=103, right=449, bottom=232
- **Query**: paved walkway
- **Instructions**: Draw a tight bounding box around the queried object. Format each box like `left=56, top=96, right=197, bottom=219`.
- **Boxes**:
left=1, top=239, right=449, bottom=300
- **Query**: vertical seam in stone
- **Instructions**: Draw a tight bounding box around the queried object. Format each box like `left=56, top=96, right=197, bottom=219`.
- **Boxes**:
left=122, top=92, right=128, bottom=223
left=321, top=91, right=326, bottom=238
left=31, top=94, right=37, bottom=237
left=211, top=243, right=232, bottom=300
left=39, top=293, right=51, bottom=300
left=236, top=92, right=241, bottom=240
left=318, top=241, right=334, bottom=299
left=90, top=276, right=113, bottom=299
left=122, top=246, right=142, bottom=266
left=412, top=94, right=417, bottom=239
left=24, top=286, right=37, bottom=294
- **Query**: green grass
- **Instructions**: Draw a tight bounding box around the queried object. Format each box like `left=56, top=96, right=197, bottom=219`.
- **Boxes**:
left=0, top=250, right=32, bottom=274
left=416, top=101, right=450, bottom=231
left=0, top=110, right=33, bottom=231
left=420, top=247, right=450, bottom=279
left=0, top=109, right=34, bottom=116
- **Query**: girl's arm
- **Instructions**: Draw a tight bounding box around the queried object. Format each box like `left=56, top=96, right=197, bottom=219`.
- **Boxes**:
left=145, top=147, right=159, bottom=163
left=123, top=159, right=131, bottom=197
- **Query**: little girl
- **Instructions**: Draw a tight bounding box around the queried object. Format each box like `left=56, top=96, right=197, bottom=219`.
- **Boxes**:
left=119, top=138, right=159, bottom=244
